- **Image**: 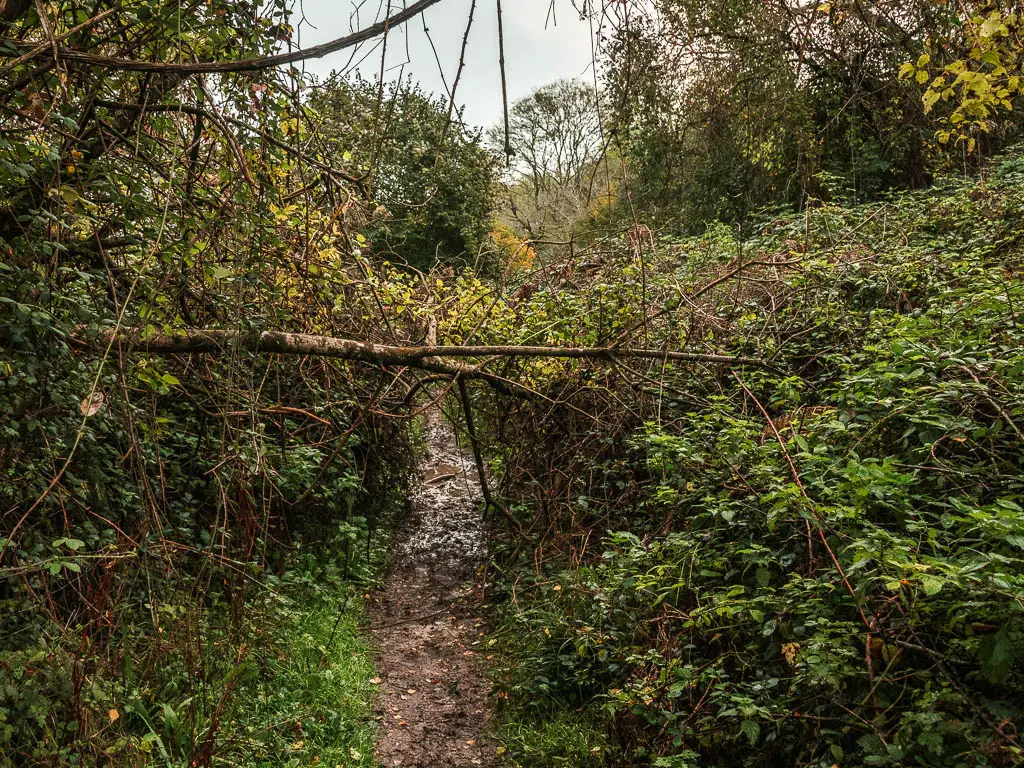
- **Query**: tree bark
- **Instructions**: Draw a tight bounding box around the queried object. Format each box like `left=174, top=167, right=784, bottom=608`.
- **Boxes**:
left=98, top=328, right=767, bottom=368
left=91, top=328, right=771, bottom=397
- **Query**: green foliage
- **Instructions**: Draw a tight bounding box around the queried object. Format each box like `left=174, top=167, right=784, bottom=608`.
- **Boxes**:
left=487, top=152, right=1024, bottom=766
left=903, top=4, right=1024, bottom=150
left=1, top=533, right=381, bottom=768
left=497, top=708, right=609, bottom=768
left=602, top=0, right=948, bottom=232
left=0, top=2, right=415, bottom=764
left=310, top=75, right=497, bottom=272
left=6, top=2, right=1024, bottom=767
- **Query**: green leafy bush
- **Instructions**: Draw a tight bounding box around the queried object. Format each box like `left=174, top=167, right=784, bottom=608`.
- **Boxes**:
left=489, top=151, right=1024, bottom=767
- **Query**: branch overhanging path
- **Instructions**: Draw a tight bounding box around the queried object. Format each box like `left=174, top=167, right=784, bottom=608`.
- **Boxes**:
left=0, top=0, right=445, bottom=73
left=99, top=328, right=770, bottom=373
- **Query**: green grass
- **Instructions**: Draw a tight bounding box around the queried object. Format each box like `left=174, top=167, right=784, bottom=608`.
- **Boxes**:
left=488, top=596, right=609, bottom=768
left=228, top=585, right=379, bottom=768
left=497, top=708, right=608, bottom=768
left=0, top=552, right=385, bottom=768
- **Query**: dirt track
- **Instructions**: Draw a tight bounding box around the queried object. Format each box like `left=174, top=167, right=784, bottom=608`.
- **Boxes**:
left=368, top=412, right=498, bottom=768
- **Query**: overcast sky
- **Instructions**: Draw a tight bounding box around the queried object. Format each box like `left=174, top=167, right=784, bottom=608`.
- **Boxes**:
left=290, top=0, right=599, bottom=129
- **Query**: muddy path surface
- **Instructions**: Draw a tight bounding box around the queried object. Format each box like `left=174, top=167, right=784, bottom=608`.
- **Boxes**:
left=368, top=412, right=498, bottom=768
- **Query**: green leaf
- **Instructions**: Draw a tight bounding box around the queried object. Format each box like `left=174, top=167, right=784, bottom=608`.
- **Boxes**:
left=920, top=575, right=943, bottom=596
left=740, top=720, right=760, bottom=744
left=978, top=627, right=1013, bottom=683
left=980, top=17, right=1008, bottom=38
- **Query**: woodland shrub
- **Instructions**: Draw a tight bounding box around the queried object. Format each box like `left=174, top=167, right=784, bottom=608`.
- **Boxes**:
left=0, top=2, right=417, bottom=762
left=487, top=151, right=1024, bottom=767
left=310, top=76, right=497, bottom=273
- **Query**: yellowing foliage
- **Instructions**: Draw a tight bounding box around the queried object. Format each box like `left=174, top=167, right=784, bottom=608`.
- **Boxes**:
left=489, top=225, right=537, bottom=272
left=902, top=7, right=1023, bottom=149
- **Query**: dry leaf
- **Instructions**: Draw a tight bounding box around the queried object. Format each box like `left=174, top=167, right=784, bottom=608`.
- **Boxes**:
left=80, top=391, right=105, bottom=417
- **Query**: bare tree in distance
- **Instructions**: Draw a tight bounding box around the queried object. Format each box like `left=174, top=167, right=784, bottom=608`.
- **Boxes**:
left=490, top=78, right=607, bottom=245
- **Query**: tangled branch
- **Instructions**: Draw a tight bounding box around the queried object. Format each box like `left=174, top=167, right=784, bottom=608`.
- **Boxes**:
left=0, top=0, right=444, bottom=73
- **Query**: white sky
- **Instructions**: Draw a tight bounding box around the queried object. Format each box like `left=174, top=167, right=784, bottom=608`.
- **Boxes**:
left=290, top=0, right=600, bottom=129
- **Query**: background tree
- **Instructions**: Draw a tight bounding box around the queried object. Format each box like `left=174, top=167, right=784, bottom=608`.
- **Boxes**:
left=490, top=78, right=608, bottom=246
left=601, top=0, right=972, bottom=232
left=310, top=75, right=496, bottom=273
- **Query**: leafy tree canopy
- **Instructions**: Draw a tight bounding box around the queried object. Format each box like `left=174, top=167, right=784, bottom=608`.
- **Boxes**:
left=310, top=75, right=496, bottom=273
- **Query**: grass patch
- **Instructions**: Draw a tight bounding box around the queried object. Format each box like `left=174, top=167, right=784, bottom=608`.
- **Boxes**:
left=3, top=537, right=390, bottom=767
left=488, top=591, right=610, bottom=768
left=226, top=576, right=379, bottom=768
left=497, top=708, right=608, bottom=768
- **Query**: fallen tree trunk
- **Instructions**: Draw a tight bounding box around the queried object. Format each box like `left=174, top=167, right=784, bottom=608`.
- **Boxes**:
left=100, top=328, right=767, bottom=368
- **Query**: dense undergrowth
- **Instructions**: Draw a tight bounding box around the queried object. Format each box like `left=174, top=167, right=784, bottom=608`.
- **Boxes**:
left=482, top=154, right=1024, bottom=767
left=1, top=473, right=398, bottom=768
left=3, top=1, right=1024, bottom=765
left=0, top=314, right=411, bottom=765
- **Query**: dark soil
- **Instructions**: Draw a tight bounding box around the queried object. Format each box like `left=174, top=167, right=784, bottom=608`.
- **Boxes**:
left=368, top=413, right=498, bottom=768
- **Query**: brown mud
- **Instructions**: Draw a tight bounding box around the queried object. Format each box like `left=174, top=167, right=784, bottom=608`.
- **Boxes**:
left=368, top=412, right=498, bottom=767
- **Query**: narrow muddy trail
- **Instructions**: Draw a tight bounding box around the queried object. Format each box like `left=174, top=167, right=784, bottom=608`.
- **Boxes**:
left=368, top=412, right=498, bottom=768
